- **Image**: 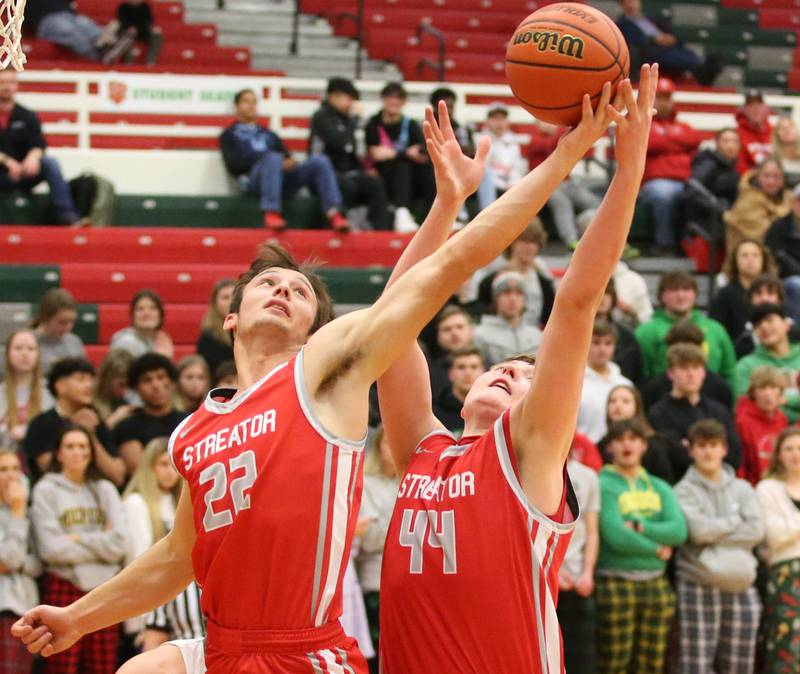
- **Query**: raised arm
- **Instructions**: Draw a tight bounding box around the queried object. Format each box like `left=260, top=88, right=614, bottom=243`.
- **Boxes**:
left=304, top=90, right=616, bottom=441
left=509, top=65, right=659, bottom=515
left=378, top=105, right=490, bottom=473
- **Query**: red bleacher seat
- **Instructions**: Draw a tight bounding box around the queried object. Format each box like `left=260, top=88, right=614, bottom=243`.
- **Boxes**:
left=97, top=303, right=205, bottom=344
left=364, top=27, right=508, bottom=61
left=758, top=8, right=800, bottom=29
left=85, top=343, right=195, bottom=368
left=74, top=0, right=184, bottom=21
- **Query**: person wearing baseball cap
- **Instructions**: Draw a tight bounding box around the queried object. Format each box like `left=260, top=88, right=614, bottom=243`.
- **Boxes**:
left=736, top=88, right=772, bottom=174
left=472, top=270, right=543, bottom=366
left=765, top=184, right=800, bottom=323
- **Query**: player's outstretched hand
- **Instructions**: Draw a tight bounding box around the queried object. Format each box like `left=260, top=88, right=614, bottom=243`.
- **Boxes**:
left=423, top=100, right=490, bottom=204
left=558, top=79, right=615, bottom=159
left=11, top=604, right=82, bottom=656
left=606, top=63, right=659, bottom=175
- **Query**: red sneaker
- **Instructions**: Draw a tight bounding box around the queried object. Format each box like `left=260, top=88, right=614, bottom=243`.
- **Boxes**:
left=328, top=211, right=351, bottom=233
left=263, top=211, right=286, bottom=231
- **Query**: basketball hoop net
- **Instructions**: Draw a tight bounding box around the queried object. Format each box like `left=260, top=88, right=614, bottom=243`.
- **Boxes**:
left=0, top=0, right=25, bottom=71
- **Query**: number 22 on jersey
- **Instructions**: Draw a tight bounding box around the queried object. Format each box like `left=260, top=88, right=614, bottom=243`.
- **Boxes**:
left=199, top=449, right=258, bottom=532
left=398, top=508, right=458, bottom=575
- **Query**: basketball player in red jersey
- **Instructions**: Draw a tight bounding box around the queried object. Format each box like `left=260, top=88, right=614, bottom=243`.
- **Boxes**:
left=11, top=74, right=637, bottom=674
left=376, top=65, right=658, bottom=674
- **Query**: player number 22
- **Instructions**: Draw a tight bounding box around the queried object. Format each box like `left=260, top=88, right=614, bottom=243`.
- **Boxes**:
left=199, top=450, right=257, bottom=532
left=399, top=509, right=457, bottom=575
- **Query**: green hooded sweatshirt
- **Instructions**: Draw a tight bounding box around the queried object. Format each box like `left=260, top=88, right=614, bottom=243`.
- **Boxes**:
left=733, top=343, right=800, bottom=422
left=634, top=309, right=736, bottom=383
left=597, top=465, right=688, bottom=575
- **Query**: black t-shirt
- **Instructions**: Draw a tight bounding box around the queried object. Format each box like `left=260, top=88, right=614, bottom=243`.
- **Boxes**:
left=197, top=330, right=233, bottom=376
left=364, top=113, right=425, bottom=153
left=114, top=408, right=188, bottom=448
left=23, top=407, right=117, bottom=482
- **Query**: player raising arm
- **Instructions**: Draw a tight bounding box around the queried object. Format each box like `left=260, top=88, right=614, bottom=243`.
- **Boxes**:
left=376, top=64, right=658, bottom=674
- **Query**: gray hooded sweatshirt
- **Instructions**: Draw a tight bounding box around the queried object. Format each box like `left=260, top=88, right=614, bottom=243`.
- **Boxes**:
left=674, top=464, right=764, bottom=592
left=473, top=315, right=543, bottom=367
left=30, top=473, right=127, bottom=592
left=0, top=499, right=41, bottom=616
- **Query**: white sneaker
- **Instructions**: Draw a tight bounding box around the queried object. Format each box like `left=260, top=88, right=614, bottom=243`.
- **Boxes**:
left=394, top=207, right=419, bottom=233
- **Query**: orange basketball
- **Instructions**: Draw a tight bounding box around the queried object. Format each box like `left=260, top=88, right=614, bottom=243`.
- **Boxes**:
left=505, top=3, right=629, bottom=126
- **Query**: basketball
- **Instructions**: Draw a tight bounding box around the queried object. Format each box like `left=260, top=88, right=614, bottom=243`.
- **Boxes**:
left=505, top=3, right=630, bottom=126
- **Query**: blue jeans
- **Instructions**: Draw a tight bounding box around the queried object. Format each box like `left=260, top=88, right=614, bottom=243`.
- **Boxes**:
left=242, top=152, right=343, bottom=213
left=38, top=11, right=102, bottom=60
left=0, top=156, right=79, bottom=224
left=640, top=178, right=685, bottom=247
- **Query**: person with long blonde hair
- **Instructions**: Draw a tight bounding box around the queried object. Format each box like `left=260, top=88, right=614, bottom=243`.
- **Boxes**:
left=196, top=279, right=234, bottom=375
left=0, top=329, right=53, bottom=451
left=93, top=349, right=135, bottom=430
left=756, top=427, right=800, bottom=673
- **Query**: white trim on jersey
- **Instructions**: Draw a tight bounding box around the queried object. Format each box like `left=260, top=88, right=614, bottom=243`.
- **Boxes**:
left=168, top=414, right=196, bottom=474
left=311, top=443, right=334, bottom=624
left=294, top=348, right=367, bottom=450
left=202, top=361, right=288, bottom=415
left=530, top=516, right=565, bottom=674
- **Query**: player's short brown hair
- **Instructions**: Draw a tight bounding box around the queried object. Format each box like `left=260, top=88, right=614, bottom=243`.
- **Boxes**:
left=748, top=365, right=786, bottom=396
left=448, top=346, right=484, bottom=368
left=687, top=419, right=727, bottom=447
left=592, top=318, right=618, bottom=341
left=666, top=343, right=706, bottom=369
left=499, top=353, right=537, bottom=367
left=666, top=320, right=704, bottom=347
left=657, top=271, right=698, bottom=301
left=229, top=244, right=333, bottom=335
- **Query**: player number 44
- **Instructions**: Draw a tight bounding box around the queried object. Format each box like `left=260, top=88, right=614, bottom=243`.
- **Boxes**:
left=199, top=450, right=257, bottom=532
left=399, top=508, right=457, bottom=575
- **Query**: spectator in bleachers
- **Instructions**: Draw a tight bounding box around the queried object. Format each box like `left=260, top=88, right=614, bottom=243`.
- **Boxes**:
left=111, top=290, right=174, bottom=361
left=557, top=454, right=600, bottom=674
left=475, top=103, right=525, bottom=212
left=365, top=82, right=434, bottom=233
left=0, top=71, right=86, bottom=227
left=211, top=360, right=237, bottom=390
left=23, top=358, right=124, bottom=486
left=639, top=77, right=704, bottom=255
left=357, top=427, right=398, bottom=667
left=735, top=89, right=773, bottom=175
left=527, top=121, right=599, bottom=249
left=571, top=432, right=604, bottom=472
left=635, top=271, right=736, bottom=383
left=736, top=365, right=788, bottom=487
left=221, top=88, right=351, bottom=233
left=33, top=289, right=86, bottom=377
left=426, top=305, right=475, bottom=398
left=733, top=274, right=797, bottom=358
left=612, top=261, right=654, bottom=329
left=26, top=0, right=114, bottom=62
left=577, top=320, right=633, bottom=443
left=113, top=0, right=163, bottom=66
left=122, top=438, right=203, bottom=651
left=724, top=158, right=792, bottom=251
left=765, top=184, right=800, bottom=323
left=673, top=419, right=764, bottom=674
left=175, top=355, right=209, bottom=413
left=30, top=424, right=126, bottom=674
left=595, top=419, right=687, bottom=674
left=733, top=303, right=800, bottom=424
left=772, top=115, right=800, bottom=186
left=196, top=278, right=234, bottom=376
left=684, top=128, right=741, bottom=237
left=605, top=384, right=675, bottom=483
left=309, top=78, right=390, bottom=231
left=93, top=349, right=134, bottom=430
left=756, top=427, right=800, bottom=673
left=648, top=343, right=741, bottom=480
left=596, top=280, right=642, bottom=385
left=473, top=271, right=542, bottom=367
left=710, top=238, right=777, bottom=339
left=0, top=330, right=54, bottom=453
left=431, top=347, right=484, bottom=434
left=642, top=321, right=733, bottom=411
left=0, top=448, right=40, bottom=674
left=429, top=87, right=474, bottom=158
left=616, top=0, right=721, bottom=85
left=114, top=353, right=186, bottom=474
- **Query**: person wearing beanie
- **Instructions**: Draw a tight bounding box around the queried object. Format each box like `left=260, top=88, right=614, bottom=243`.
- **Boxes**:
left=595, top=419, right=687, bottom=674
left=673, top=420, right=764, bottom=674
left=473, top=270, right=543, bottom=366
left=735, top=365, right=789, bottom=486
left=733, top=302, right=800, bottom=422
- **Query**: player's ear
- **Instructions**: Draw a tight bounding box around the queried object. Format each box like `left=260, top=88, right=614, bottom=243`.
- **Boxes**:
left=223, top=312, right=237, bottom=332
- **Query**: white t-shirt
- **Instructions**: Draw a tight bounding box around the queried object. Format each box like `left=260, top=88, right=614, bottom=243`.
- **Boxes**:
left=562, top=460, right=600, bottom=579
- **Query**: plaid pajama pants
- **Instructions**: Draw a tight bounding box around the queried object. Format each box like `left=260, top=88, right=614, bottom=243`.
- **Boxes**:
left=762, top=558, right=800, bottom=674
left=0, top=612, right=34, bottom=674
left=595, top=574, right=675, bottom=674
left=40, top=574, right=118, bottom=674
left=557, top=590, right=595, bottom=674
left=676, top=575, right=761, bottom=674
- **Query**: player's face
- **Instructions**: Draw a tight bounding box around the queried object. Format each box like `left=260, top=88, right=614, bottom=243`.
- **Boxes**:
left=716, top=130, right=740, bottom=161
left=736, top=242, right=763, bottom=279
left=753, top=384, right=783, bottom=413
left=44, top=308, right=77, bottom=339
left=660, top=285, right=696, bottom=316
left=7, top=331, right=38, bottom=375
left=153, top=452, right=180, bottom=491
left=462, top=360, right=534, bottom=420
left=449, top=355, right=485, bottom=396
left=689, top=439, right=727, bottom=474
left=588, top=335, right=616, bottom=369
left=607, top=387, right=636, bottom=422
left=437, top=314, right=473, bottom=352
left=137, top=368, right=174, bottom=408
left=226, top=267, right=318, bottom=345
left=668, top=363, right=706, bottom=395
left=57, top=430, right=92, bottom=477
left=179, top=363, right=209, bottom=402
left=754, top=314, right=790, bottom=347
left=608, top=431, right=647, bottom=469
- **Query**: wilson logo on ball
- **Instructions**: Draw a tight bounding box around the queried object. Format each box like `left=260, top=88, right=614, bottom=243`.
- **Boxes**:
left=512, top=30, right=585, bottom=59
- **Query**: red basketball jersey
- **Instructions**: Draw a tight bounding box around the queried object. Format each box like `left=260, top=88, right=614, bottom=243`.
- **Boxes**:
left=170, top=349, right=365, bottom=632
left=380, top=411, right=578, bottom=674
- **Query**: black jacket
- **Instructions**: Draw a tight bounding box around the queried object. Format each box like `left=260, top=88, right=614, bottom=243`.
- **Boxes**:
left=642, top=370, right=733, bottom=411
left=691, top=149, right=739, bottom=207
left=432, top=387, right=466, bottom=434
left=647, top=394, right=741, bottom=480
left=0, top=104, right=46, bottom=163
left=765, top=213, right=800, bottom=279
left=218, top=122, right=288, bottom=178
left=611, top=319, right=643, bottom=387
left=197, top=330, right=233, bottom=378
left=709, top=280, right=750, bottom=339
left=309, top=101, right=361, bottom=174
